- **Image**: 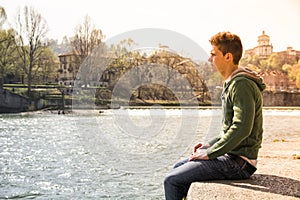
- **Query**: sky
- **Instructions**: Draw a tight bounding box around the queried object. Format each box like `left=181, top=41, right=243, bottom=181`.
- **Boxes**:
left=1, top=0, right=300, bottom=56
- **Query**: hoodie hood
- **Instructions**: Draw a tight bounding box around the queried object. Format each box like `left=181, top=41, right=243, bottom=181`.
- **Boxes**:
left=227, top=67, right=266, bottom=91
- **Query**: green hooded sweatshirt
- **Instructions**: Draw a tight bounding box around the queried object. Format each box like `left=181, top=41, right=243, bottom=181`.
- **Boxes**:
left=207, top=67, right=266, bottom=160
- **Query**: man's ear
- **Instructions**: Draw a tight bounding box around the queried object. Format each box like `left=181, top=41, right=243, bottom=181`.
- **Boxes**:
left=225, top=53, right=233, bottom=62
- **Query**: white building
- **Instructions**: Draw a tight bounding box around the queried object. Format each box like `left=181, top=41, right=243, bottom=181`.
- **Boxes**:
left=244, top=31, right=273, bottom=59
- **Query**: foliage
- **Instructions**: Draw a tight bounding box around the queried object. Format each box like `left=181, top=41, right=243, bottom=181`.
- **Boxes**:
left=292, top=62, right=300, bottom=88
left=34, top=46, right=59, bottom=83
left=241, top=52, right=299, bottom=73
left=267, top=53, right=284, bottom=70
left=0, top=28, right=18, bottom=87
left=99, top=48, right=212, bottom=105
left=239, top=51, right=300, bottom=92
left=241, top=52, right=300, bottom=89
left=14, top=6, right=49, bottom=97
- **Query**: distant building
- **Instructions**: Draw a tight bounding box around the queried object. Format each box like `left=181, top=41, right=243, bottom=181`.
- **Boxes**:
left=244, top=31, right=300, bottom=64
left=57, top=50, right=118, bottom=87
left=259, top=70, right=296, bottom=92
left=57, top=51, right=84, bottom=86
left=244, top=31, right=273, bottom=59
left=244, top=31, right=300, bottom=92
left=277, top=47, right=300, bottom=64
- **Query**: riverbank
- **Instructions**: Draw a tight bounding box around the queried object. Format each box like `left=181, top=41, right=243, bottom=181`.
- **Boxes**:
left=2, top=84, right=300, bottom=113
left=187, top=115, right=300, bottom=199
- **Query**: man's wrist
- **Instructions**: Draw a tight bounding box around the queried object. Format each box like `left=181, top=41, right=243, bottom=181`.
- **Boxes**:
left=199, top=143, right=211, bottom=149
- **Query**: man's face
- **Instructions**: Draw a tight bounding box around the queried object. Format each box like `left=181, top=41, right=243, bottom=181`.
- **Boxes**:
left=208, top=45, right=227, bottom=73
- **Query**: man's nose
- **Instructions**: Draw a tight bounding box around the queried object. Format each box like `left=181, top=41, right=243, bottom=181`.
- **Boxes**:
left=208, top=56, right=212, bottom=63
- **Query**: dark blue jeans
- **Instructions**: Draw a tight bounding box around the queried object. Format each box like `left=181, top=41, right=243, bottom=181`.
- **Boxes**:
left=164, top=154, right=254, bottom=200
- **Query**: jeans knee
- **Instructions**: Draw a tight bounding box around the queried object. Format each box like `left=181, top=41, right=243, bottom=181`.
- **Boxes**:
left=164, top=173, right=179, bottom=188
left=164, top=174, right=170, bottom=186
left=164, top=174, right=172, bottom=186
left=164, top=173, right=189, bottom=199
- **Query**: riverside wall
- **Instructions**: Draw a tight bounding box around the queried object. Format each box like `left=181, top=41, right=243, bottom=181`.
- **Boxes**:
left=1, top=89, right=300, bottom=113
left=263, top=91, right=300, bottom=106
left=0, top=88, right=29, bottom=113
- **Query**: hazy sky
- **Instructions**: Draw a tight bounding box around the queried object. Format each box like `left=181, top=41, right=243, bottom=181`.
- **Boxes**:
left=1, top=0, right=300, bottom=54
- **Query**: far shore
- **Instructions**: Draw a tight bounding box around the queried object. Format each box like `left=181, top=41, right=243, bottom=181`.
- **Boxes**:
left=2, top=105, right=300, bottom=115
left=62, top=105, right=300, bottom=111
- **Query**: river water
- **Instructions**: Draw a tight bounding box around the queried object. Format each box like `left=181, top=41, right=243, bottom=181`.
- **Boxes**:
left=1, top=108, right=299, bottom=199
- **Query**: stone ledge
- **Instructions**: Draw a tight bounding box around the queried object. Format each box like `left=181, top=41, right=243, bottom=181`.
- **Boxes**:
left=186, top=137, right=300, bottom=200
left=187, top=174, right=300, bottom=200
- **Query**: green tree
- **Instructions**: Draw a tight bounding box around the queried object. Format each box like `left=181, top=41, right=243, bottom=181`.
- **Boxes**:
left=35, top=46, right=59, bottom=83
left=282, top=62, right=300, bottom=89
left=259, top=59, right=268, bottom=71
left=282, top=64, right=294, bottom=80
left=14, top=6, right=48, bottom=97
left=0, top=28, right=17, bottom=87
left=240, top=55, right=261, bottom=71
left=296, top=72, right=300, bottom=89
left=267, top=53, right=283, bottom=70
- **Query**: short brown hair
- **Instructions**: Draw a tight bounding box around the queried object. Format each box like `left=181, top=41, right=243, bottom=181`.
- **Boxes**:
left=209, top=32, right=243, bottom=65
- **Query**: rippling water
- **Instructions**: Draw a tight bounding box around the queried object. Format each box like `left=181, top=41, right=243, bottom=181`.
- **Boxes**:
left=0, top=108, right=299, bottom=199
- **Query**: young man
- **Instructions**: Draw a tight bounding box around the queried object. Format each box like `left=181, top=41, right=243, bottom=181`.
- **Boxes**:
left=164, top=32, right=266, bottom=200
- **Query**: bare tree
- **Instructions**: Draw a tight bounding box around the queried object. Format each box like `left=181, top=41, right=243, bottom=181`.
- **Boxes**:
left=71, top=15, right=104, bottom=57
left=14, top=6, right=48, bottom=97
left=70, top=15, right=105, bottom=87
left=0, top=6, right=7, bottom=28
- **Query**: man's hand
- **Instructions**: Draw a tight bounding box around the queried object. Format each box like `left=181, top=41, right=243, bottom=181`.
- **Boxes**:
left=193, top=142, right=211, bottom=153
left=189, top=149, right=209, bottom=161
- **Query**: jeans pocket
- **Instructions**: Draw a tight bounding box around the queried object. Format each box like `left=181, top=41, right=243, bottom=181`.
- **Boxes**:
left=226, top=161, right=250, bottom=179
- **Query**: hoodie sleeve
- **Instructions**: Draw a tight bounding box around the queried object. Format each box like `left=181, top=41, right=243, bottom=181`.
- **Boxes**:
left=206, top=77, right=257, bottom=159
